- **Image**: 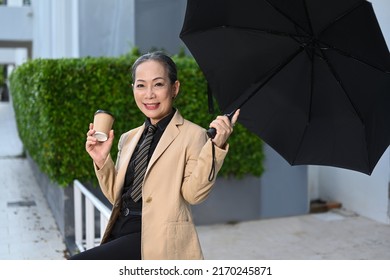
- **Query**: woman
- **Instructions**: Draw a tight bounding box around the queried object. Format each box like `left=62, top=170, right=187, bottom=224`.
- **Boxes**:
left=70, top=51, right=240, bottom=260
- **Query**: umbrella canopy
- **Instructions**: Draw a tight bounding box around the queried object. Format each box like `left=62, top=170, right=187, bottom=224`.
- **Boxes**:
left=180, top=0, right=390, bottom=175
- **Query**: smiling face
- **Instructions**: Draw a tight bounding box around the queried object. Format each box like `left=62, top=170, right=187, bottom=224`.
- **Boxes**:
left=133, top=60, right=180, bottom=125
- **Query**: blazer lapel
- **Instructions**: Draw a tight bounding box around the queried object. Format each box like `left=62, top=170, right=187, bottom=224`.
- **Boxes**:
left=147, top=111, right=183, bottom=171
left=114, top=125, right=144, bottom=199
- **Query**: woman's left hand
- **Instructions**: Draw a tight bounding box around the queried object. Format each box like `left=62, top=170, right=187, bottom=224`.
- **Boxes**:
left=209, top=109, right=240, bottom=149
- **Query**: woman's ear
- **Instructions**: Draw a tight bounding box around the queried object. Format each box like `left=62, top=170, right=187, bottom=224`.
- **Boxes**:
left=172, top=80, right=180, bottom=99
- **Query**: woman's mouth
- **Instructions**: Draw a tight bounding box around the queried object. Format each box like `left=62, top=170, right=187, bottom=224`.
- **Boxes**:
left=144, top=103, right=160, bottom=110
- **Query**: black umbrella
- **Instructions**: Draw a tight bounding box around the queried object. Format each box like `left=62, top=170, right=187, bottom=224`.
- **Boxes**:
left=180, top=0, right=390, bottom=175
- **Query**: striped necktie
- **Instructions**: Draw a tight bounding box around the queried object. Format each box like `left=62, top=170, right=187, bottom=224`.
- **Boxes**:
left=131, top=125, right=157, bottom=202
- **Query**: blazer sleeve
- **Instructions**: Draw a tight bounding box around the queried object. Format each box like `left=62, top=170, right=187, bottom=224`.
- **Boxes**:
left=93, top=133, right=126, bottom=205
left=181, top=130, right=229, bottom=205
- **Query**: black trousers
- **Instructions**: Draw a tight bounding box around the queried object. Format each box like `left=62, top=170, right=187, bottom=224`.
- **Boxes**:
left=68, top=232, right=141, bottom=260
left=69, top=214, right=142, bottom=260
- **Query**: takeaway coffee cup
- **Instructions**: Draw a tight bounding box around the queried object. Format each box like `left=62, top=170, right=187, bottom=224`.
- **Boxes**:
left=93, top=110, right=114, bottom=142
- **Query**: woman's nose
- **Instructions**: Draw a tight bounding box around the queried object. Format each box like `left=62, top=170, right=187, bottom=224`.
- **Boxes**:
left=145, top=86, right=155, bottom=98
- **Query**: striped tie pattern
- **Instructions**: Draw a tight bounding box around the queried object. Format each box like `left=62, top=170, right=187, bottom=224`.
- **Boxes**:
left=131, top=125, right=157, bottom=202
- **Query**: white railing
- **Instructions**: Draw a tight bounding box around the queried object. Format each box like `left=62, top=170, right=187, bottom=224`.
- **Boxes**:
left=73, top=179, right=111, bottom=252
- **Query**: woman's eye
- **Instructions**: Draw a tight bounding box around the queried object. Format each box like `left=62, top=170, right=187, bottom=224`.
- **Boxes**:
left=155, top=82, right=164, bottom=87
left=136, top=84, right=145, bottom=88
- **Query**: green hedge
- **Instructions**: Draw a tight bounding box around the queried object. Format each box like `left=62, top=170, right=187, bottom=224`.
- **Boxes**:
left=0, top=66, right=4, bottom=85
left=9, top=54, right=264, bottom=187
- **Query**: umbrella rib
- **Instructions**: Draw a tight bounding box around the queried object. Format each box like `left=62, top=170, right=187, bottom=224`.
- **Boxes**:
left=317, top=42, right=390, bottom=74
left=184, top=26, right=389, bottom=75
left=318, top=48, right=372, bottom=170
left=263, top=0, right=309, bottom=35
left=310, top=1, right=390, bottom=74
left=292, top=37, right=315, bottom=165
left=320, top=49, right=364, bottom=124
left=180, top=25, right=305, bottom=41
left=303, top=0, right=315, bottom=35
left=233, top=47, right=304, bottom=111
left=317, top=0, right=366, bottom=37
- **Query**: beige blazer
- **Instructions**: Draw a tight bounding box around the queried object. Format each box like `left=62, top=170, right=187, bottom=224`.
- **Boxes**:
left=94, top=110, right=228, bottom=259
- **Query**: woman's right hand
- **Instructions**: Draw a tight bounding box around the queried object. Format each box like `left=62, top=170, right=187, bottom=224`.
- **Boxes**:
left=85, top=123, right=114, bottom=169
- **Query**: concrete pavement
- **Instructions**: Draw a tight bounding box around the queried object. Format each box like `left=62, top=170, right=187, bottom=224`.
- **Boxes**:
left=198, top=209, right=390, bottom=259
left=1, top=99, right=390, bottom=260
left=0, top=101, right=68, bottom=259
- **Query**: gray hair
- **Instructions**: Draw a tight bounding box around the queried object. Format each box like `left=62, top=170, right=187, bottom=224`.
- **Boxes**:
left=131, top=51, right=178, bottom=84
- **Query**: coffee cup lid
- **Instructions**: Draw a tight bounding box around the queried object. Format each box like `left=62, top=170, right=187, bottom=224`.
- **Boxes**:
left=95, top=109, right=114, bottom=118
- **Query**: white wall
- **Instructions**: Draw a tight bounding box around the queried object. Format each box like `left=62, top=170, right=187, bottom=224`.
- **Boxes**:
left=0, top=48, right=16, bottom=64
left=1, top=48, right=27, bottom=75
left=312, top=0, right=390, bottom=224
left=6, top=0, right=24, bottom=6
left=0, top=4, right=32, bottom=76
left=135, top=0, right=186, bottom=54
left=14, top=48, right=28, bottom=65
left=78, top=0, right=135, bottom=57
left=0, top=6, right=32, bottom=41
left=77, top=0, right=187, bottom=57
left=32, top=0, right=79, bottom=58
left=315, top=148, right=389, bottom=224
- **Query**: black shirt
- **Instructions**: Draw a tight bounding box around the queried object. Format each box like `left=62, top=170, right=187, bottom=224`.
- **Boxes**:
left=122, top=108, right=176, bottom=208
